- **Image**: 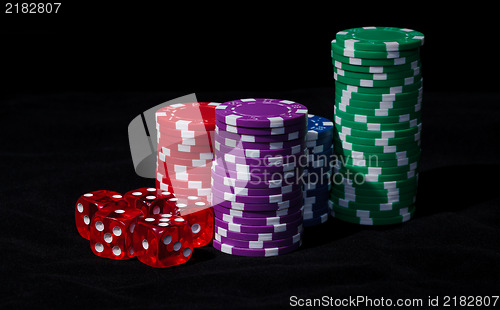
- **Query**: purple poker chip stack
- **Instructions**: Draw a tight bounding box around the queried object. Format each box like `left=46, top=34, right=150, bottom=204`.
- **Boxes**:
left=302, top=114, right=334, bottom=227
left=211, top=98, right=308, bottom=257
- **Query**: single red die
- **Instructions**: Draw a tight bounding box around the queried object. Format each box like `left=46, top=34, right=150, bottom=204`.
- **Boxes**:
left=89, top=206, right=144, bottom=260
left=157, top=193, right=213, bottom=248
left=124, top=187, right=177, bottom=216
left=133, top=215, right=193, bottom=268
left=75, top=190, right=128, bottom=240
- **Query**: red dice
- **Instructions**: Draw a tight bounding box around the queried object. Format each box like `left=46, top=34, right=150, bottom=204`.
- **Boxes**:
left=124, top=187, right=177, bottom=216
left=132, top=214, right=194, bottom=268
left=158, top=193, right=213, bottom=248
left=90, top=206, right=144, bottom=260
left=75, top=190, right=129, bottom=240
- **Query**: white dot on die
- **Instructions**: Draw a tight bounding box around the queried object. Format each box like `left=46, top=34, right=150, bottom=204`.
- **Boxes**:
left=112, top=246, right=121, bottom=256
left=158, top=223, right=169, bottom=227
left=103, top=233, right=113, bottom=243
left=161, top=191, right=171, bottom=195
left=84, top=193, right=93, bottom=197
left=195, top=202, right=206, bottom=206
left=174, top=218, right=184, bottom=222
left=129, top=248, right=135, bottom=256
left=176, top=203, right=187, bottom=208
left=94, top=243, right=104, bottom=252
left=191, top=224, right=201, bottom=234
left=132, top=192, right=142, bottom=196
left=83, top=215, right=90, bottom=225
left=152, top=206, right=160, bottom=214
left=112, top=195, right=122, bottom=199
left=183, top=247, right=192, bottom=257
left=114, top=210, right=125, bottom=214
left=161, top=214, right=172, bottom=218
left=146, top=195, right=156, bottom=200
left=187, top=196, right=198, bottom=200
left=95, top=221, right=104, bottom=231
left=142, top=239, right=149, bottom=250
left=159, top=218, right=170, bottom=222
left=77, top=203, right=84, bottom=213
left=173, top=241, right=181, bottom=251
left=113, top=226, right=122, bottom=236
left=163, top=235, right=172, bottom=245
left=145, top=218, right=155, bottom=222
left=168, top=198, right=178, bottom=202
left=129, top=223, right=135, bottom=233
left=147, top=188, right=156, bottom=192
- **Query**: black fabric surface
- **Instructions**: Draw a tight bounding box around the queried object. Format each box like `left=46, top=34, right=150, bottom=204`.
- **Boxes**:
left=1, top=89, right=499, bottom=309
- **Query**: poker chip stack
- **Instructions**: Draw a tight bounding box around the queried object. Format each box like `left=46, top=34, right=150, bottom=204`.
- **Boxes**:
left=302, top=114, right=334, bottom=227
left=330, top=27, right=424, bottom=225
left=155, top=102, right=219, bottom=199
left=211, top=98, right=308, bottom=257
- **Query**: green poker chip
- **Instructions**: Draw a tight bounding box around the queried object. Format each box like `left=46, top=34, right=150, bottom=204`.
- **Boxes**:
left=333, top=167, right=418, bottom=182
left=335, top=107, right=421, bottom=124
left=333, top=59, right=421, bottom=73
left=335, top=130, right=420, bottom=146
left=333, top=145, right=421, bottom=161
left=336, top=87, right=423, bottom=102
left=331, top=187, right=417, bottom=203
left=333, top=66, right=421, bottom=80
left=335, top=27, right=425, bottom=52
left=331, top=40, right=419, bottom=59
left=332, top=183, right=418, bottom=197
left=335, top=79, right=422, bottom=94
left=333, top=136, right=420, bottom=153
left=332, top=52, right=421, bottom=67
left=334, top=122, right=422, bottom=139
left=334, top=73, right=422, bottom=88
left=329, top=194, right=416, bottom=211
left=335, top=156, right=420, bottom=174
left=335, top=174, right=419, bottom=190
left=331, top=208, right=415, bottom=225
left=339, top=151, right=422, bottom=168
left=331, top=202, right=416, bottom=219
left=334, top=114, right=421, bottom=131
left=335, top=100, right=421, bottom=117
left=335, top=94, right=422, bottom=109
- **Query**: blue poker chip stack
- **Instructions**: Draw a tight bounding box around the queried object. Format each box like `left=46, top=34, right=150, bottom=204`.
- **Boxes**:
left=302, top=114, right=334, bottom=227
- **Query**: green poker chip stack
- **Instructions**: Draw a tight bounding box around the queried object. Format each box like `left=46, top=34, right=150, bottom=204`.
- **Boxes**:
left=329, top=26, right=425, bottom=225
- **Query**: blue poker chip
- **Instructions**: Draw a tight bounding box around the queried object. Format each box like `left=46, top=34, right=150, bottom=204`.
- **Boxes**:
left=303, top=212, right=329, bottom=227
left=306, top=114, right=334, bottom=141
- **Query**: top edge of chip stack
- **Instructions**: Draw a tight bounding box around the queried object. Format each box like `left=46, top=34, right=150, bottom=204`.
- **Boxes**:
left=330, top=26, right=424, bottom=226
left=211, top=98, right=308, bottom=257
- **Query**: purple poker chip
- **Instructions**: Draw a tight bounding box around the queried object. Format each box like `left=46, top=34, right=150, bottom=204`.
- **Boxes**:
left=212, top=194, right=303, bottom=212
left=303, top=213, right=329, bottom=227
left=212, top=162, right=302, bottom=182
left=307, top=114, right=334, bottom=141
left=214, top=223, right=304, bottom=241
left=216, top=120, right=307, bottom=136
left=212, top=186, right=301, bottom=204
left=214, top=232, right=302, bottom=249
left=215, top=151, right=306, bottom=167
left=214, top=217, right=302, bottom=234
left=213, top=238, right=302, bottom=256
left=214, top=208, right=303, bottom=226
left=215, top=134, right=306, bottom=151
left=215, top=126, right=307, bottom=143
left=215, top=98, right=308, bottom=128
left=213, top=203, right=303, bottom=218
left=214, top=158, right=299, bottom=174
left=210, top=171, right=298, bottom=189
left=211, top=181, right=301, bottom=197
left=215, top=140, right=306, bottom=158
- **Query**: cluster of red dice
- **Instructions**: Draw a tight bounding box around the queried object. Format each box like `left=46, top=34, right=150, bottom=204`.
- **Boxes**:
left=75, top=188, right=213, bottom=268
